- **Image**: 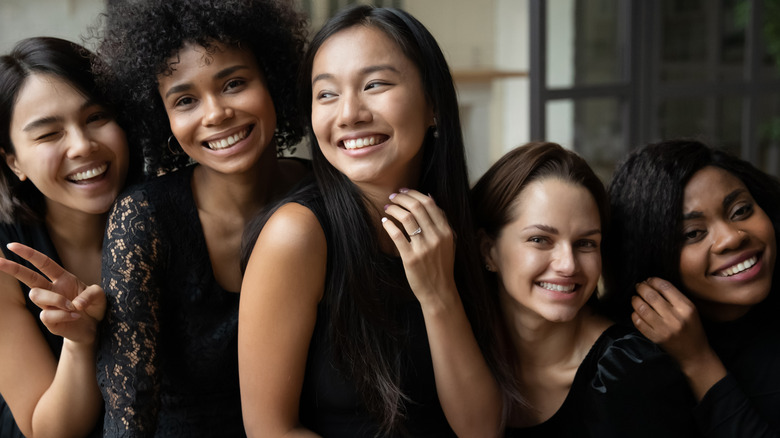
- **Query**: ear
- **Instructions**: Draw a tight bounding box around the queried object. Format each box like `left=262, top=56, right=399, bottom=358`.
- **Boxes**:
left=478, top=228, right=497, bottom=272
left=2, top=151, right=27, bottom=181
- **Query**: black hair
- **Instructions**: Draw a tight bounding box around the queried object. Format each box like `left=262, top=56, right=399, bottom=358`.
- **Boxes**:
left=0, top=36, right=138, bottom=223
left=93, top=0, right=307, bottom=175
left=603, top=138, right=780, bottom=320
left=294, top=4, right=509, bottom=433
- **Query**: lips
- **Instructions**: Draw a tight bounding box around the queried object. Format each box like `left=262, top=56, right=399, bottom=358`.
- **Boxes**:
left=340, top=134, right=389, bottom=150
left=203, top=126, right=251, bottom=150
left=714, top=254, right=760, bottom=277
left=537, top=281, right=577, bottom=293
left=67, top=163, right=109, bottom=183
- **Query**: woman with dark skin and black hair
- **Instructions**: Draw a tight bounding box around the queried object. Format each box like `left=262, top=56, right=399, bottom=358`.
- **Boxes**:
left=0, top=37, right=136, bottom=438
left=239, top=5, right=510, bottom=437
left=93, top=0, right=308, bottom=435
left=604, top=139, right=780, bottom=437
left=471, top=142, right=698, bottom=437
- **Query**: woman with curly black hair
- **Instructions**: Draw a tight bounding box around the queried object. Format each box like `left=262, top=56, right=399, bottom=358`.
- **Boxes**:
left=604, top=139, right=780, bottom=437
left=93, top=0, right=309, bottom=435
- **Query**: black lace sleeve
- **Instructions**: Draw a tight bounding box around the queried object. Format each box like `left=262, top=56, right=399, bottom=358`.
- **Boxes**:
left=97, top=189, right=166, bottom=437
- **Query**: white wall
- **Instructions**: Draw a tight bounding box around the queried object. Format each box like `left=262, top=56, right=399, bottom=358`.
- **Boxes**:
left=0, top=0, right=106, bottom=53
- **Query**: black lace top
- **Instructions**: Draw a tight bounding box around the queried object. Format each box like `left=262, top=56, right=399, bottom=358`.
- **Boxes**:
left=505, top=324, right=698, bottom=438
left=97, top=165, right=245, bottom=437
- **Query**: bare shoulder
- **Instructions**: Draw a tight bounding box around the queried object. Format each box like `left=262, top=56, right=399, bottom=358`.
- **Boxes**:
left=259, top=202, right=325, bottom=250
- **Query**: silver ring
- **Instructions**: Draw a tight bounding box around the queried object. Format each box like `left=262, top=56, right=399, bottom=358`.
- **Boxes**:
left=410, top=227, right=423, bottom=236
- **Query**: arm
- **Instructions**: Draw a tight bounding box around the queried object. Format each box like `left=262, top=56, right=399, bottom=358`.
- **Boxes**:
left=382, top=189, right=502, bottom=438
left=97, top=194, right=164, bottom=437
left=238, top=203, right=326, bottom=438
left=633, top=278, right=780, bottom=437
left=0, top=244, right=102, bottom=438
left=632, top=278, right=726, bottom=400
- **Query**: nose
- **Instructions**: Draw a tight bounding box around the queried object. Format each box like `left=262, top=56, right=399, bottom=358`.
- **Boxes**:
left=551, top=243, right=578, bottom=276
left=202, top=95, right=234, bottom=127
left=336, top=91, right=371, bottom=127
left=65, top=127, right=98, bottom=159
left=711, top=221, right=747, bottom=253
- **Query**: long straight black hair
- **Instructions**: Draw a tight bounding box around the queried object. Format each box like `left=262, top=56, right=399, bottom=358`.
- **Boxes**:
left=297, top=4, right=513, bottom=433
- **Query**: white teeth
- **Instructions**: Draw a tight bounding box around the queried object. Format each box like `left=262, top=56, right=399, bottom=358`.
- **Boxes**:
left=719, top=256, right=758, bottom=277
left=207, top=129, right=248, bottom=150
left=343, top=136, right=380, bottom=150
left=69, top=163, right=108, bottom=182
left=538, top=282, right=576, bottom=292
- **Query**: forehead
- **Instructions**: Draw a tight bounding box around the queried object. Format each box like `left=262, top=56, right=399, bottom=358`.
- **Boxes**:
left=159, top=42, right=258, bottom=82
left=11, top=74, right=86, bottom=127
left=511, top=178, right=600, bottom=224
left=311, top=25, right=415, bottom=76
left=683, top=166, right=749, bottom=213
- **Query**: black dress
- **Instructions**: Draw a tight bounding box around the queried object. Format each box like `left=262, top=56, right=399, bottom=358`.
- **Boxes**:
left=0, top=221, right=101, bottom=438
left=97, top=166, right=245, bottom=437
left=694, top=296, right=780, bottom=437
left=294, top=188, right=456, bottom=437
left=505, top=324, right=699, bottom=438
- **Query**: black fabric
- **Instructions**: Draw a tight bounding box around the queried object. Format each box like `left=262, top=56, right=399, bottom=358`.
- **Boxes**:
left=294, top=187, right=456, bottom=438
left=97, top=165, right=245, bottom=438
left=505, top=324, right=699, bottom=438
left=0, top=221, right=101, bottom=438
left=694, top=298, right=780, bottom=437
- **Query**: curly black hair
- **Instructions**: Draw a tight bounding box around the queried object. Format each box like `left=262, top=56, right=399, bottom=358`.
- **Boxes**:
left=93, top=0, right=308, bottom=175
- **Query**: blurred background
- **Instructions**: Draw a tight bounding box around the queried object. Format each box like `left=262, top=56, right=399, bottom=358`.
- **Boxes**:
left=2, top=0, right=779, bottom=182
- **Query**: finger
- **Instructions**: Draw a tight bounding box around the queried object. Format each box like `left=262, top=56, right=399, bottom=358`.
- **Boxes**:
left=72, top=285, right=107, bottom=320
left=39, top=309, right=81, bottom=326
left=631, top=310, right=656, bottom=339
left=6, top=242, right=67, bottom=283
left=381, top=216, right=414, bottom=256
left=631, top=295, right=660, bottom=331
left=645, top=277, right=694, bottom=308
left=29, top=288, right=76, bottom=311
left=0, top=257, right=52, bottom=290
left=388, top=190, right=439, bottom=230
left=635, top=281, right=675, bottom=316
left=383, top=204, right=424, bottom=240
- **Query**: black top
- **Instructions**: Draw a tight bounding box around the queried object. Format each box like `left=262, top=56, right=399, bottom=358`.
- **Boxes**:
left=506, top=324, right=698, bottom=438
left=294, top=188, right=456, bottom=438
left=97, top=166, right=245, bottom=437
left=695, top=297, right=780, bottom=437
left=0, top=221, right=101, bottom=438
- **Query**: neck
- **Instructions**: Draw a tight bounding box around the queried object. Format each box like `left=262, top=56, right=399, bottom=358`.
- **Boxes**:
left=192, top=148, right=279, bottom=221
left=504, top=300, right=595, bottom=368
left=44, top=201, right=107, bottom=255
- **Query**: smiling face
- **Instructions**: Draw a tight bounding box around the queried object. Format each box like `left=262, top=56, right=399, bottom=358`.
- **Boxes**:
left=679, top=166, right=776, bottom=320
left=7, top=73, right=128, bottom=216
left=486, top=178, right=602, bottom=325
left=310, top=25, right=434, bottom=191
left=157, top=42, right=277, bottom=176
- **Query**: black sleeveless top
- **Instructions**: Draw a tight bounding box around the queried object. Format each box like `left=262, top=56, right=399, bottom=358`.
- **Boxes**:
left=293, top=186, right=456, bottom=437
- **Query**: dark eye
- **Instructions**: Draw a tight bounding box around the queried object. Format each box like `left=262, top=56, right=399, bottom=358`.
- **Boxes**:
left=576, top=239, right=598, bottom=250
left=365, top=81, right=389, bottom=91
left=174, top=96, right=195, bottom=108
left=683, top=229, right=705, bottom=242
left=529, top=236, right=548, bottom=244
left=732, top=203, right=754, bottom=220
left=316, top=90, right=336, bottom=101
left=86, top=111, right=110, bottom=124
left=35, top=131, right=59, bottom=141
left=225, top=79, right=245, bottom=91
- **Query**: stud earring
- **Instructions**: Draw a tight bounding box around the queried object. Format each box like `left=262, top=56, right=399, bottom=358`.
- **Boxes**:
left=432, top=116, right=439, bottom=139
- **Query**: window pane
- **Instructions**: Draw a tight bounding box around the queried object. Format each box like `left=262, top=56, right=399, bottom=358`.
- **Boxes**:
left=758, top=93, right=780, bottom=176
left=546, top=98, right=624, bottom=180
left=547, top=0, right=623, bottom=88
left=658, top=96, right=742, bottom=156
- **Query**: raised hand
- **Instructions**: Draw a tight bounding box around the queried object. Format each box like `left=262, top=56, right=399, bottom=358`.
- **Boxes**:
left=0, top=242, right=105, bottom=344
left=381, top=188, right=457, bottom=306
left=632, top=277, right=726, bottom=399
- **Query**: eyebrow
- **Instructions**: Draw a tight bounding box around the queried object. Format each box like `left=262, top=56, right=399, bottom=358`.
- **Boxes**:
left=311, top=64, right=400, bottom=86
left=163, top=65, right=249, bottom=98
left=682, top=188, right=746, bottom=220
left=521, top=224, right=601, bottom=237
left=23, top=99, right=99, bottom=132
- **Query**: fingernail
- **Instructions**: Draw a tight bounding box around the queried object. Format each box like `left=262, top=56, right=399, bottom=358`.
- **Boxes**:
left=383, top=204, right=390, bottom=211
left=70, top=312, right=81, bottom=319
left=399, top=188, right=409, bottom=193
left=65, top=301, right=76, bottom=311
left=381, top=217, right=388, bottom=223
left=389, top=193, right=397, bottom=200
